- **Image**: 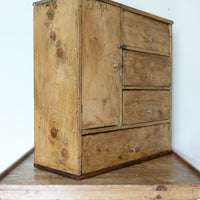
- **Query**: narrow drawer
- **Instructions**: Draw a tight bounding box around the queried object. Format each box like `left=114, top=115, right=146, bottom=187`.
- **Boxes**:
left=123, top=51, right=171, bottom=86
left=123, top=90, right=170, bottom=125
left=82, top=124, right=171, bottom=173
left=122, top=11, right=170, bottom=55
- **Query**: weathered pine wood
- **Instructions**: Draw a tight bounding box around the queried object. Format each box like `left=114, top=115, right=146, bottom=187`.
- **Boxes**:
left=34, top=0, right=173, bottom=178
left=123, top=90, right=170, bottom=125
left=82, top=120, right=170, bottom=135
left=1, top=153, right=200, bottom=185
left=34, top=0, right=82, bottom=175
left=122, top=10, right=170, bottom=56
left=123, top=50, right=171, bottom=86
left=122, top=86, right=170, bottom=90
left=1, top=185, right=200, bottom=200
left=82, top=124, right=171, bottom=173
left=81, top=0, right=121, bottom=129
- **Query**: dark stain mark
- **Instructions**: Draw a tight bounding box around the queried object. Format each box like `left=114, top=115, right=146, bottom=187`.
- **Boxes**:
left=145, top=133, right=150, bottom=140
left=47, top=9, right=54, bottom=20
left=158, top=109, right=163, bottom=118
left=156, top=185, right=167, bottom=191
left=46, top=1, right=57, bottom=9
left=52, top=2, right=58, bottom=9
left=51, top=127, right=58, bottom=138
left=56, top=41, right=61, bottom=48
left=106, top=148, right=110, bottom=152
left=50, top=31, right=56, bottom=41
left=61, top=148, right=68, bottom=159
left=118, top=155, right=123, bottom=160
left=97, top=146, right=101, bottom=152
left=156, top=194, right=162, bottom=199
left=102, top=98, right=107, bottom=105
left=57, top=48, right=63, bottom=58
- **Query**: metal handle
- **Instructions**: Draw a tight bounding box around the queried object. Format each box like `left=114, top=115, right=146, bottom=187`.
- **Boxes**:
left=130, top=145, right=139, bottom=153
left=147, top=72, right=155, bottom=79
left=146, top=35, right=154, bottom=43
left=146, top=108, right=154, bottom=115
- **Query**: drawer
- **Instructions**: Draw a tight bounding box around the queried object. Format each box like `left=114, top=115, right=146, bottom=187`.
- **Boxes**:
left=123, top=90, right=170, bottom=125
left=122, top=11, right=170, bottom=55
left=82, top=124, right=171, bottom=173
left=123, top=51, right=171, bottom=86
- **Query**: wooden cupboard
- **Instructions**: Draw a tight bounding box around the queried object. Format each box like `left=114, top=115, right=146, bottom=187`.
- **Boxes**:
left=34, top=0, right=173, bottom=179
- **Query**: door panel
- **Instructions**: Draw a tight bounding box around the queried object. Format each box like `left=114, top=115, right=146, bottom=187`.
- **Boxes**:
left=82, top=1, right=121, bottom=129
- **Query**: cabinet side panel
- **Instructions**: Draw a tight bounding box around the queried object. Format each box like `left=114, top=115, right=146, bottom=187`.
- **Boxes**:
left=34, top=0, right=81, bottom=175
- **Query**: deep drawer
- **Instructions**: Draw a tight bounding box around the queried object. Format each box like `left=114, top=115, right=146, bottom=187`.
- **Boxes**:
left=123, top=90, right=170, bottom=125
left=122, top=11, right=170, bottom=55
left=123, top=51, right=171, bottom=86
left=82, top=124, right=171, bottom=173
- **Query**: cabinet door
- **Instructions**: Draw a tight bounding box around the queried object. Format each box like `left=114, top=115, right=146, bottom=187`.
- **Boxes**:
left=82, top=1, right=121, bottom=129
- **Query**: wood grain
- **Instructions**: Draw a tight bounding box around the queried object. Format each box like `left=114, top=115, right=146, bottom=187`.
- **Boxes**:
left=123, top=50, right=171, bottom=86
left=123, top=90, right=170, bottom=125
left=122, top=10, right=170, bottom=56
left=34, top=0, right=81, bottom=175
left=1, top=153, right=200, bottom=185
left=82, top=124, right=171, bottom=173
left=1, top=185, right=200, bottom=200
left=81, top=0, right=121, bottom=129
left=82, top=120, right=170, bottom=135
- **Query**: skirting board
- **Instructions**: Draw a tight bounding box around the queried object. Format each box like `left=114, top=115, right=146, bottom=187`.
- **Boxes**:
left=173, top=151, right=200, bottom=176
left=34, top=150, right=172, bottom=180
left=0, top=148, right=34, bottom=181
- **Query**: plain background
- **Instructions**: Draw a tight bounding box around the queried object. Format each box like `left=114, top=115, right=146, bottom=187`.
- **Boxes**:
left=0, top=0, right=200, bottom=174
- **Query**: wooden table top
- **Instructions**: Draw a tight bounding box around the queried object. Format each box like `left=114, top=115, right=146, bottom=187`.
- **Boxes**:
left=0, top=153, right=200, bottom=200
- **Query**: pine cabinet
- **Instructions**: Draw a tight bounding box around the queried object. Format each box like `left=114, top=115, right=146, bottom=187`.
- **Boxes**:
left=34, top=0, right=173, bottom=179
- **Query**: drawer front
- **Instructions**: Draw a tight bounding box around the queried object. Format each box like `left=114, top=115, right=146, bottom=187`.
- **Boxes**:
left=82, top=124, right=170, bottom=173
left=123, top=90, right=169, bottom=125
left=123, top=51, right=171, bottom=86
left=122, top=11, right=170, bottom=55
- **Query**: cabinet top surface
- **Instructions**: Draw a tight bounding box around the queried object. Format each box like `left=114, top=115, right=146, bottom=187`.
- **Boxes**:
left=33, top=0, right=173, bottom=24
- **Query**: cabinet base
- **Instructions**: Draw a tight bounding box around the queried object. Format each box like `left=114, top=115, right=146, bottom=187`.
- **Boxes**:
left=34, top=150, right=172, bottom=180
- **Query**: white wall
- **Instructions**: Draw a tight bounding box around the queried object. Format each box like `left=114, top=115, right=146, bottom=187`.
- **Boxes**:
left=171, top=0, right=200, bottom=171
left=0, top=0, right=34, bottom=174
left=0, top=0, right=199, bottom=174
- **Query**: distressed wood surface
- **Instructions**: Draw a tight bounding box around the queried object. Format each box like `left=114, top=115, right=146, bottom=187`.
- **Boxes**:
left=1, top=185, right=200, bottom=200
left=123, top=90, right=170, bottom=125
left=81, top=0, right=121, bottom=129
left=1, top=153, right=200, bottom=185
left=34, top=0, right=81, bottom=175
left=82, top=124, right=170, bottom=173
left=122, top=10, right=170, bottom=56
left=123, top=50, right=171, bottom=86
left=1, top=152, right=200, bottom=200
left=82, top=120, right=170, bottom=135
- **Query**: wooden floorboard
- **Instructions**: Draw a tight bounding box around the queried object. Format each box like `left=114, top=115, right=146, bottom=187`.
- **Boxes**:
left=0, top=152, right=200, bottom=200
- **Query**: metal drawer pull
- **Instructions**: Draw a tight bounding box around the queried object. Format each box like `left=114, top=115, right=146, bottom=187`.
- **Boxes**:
left=147, top=109, right=154, bottom=114
left=147, top=72, right=155, bottom=78
left=146, top=35, right=154, bottom=43
left=130, top=145, right=139, bottom=153
left=113, top=61, right=120, bottom=69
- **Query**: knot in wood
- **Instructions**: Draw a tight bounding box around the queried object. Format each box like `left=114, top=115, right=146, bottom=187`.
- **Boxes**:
left=47, top=9, right=54, bottom=20
left=156, top=185, right=167, bottom=191
left=57, top=47, right=64, bottom=58
left=51, top=127, right=58, bottom=138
